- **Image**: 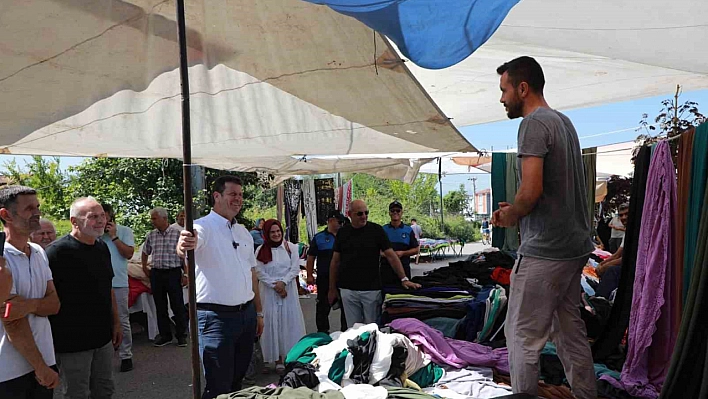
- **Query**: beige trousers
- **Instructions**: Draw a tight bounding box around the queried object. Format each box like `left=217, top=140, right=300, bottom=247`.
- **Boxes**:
left=505, top=255, right=597, bottom=399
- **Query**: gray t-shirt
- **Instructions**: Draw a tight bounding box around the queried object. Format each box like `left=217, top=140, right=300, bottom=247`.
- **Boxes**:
left=516, top=107, right=594, bottom=260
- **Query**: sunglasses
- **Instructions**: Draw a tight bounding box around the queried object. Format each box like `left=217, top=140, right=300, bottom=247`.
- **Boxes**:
left=389, top=209, right=402, bottom=214
left=355, top=211, right=370, bottom=217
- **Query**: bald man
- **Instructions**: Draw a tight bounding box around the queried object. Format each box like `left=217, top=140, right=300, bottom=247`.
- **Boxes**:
left=329, top=200, right=420, bottom=328
left=46, top=197, right=121, bottom=399
left=30, top=219, right=57, bottom=249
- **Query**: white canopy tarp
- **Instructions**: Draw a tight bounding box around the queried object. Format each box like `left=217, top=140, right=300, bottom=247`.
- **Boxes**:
left=404, top=0, right=708, bottom=128
left=0, top=0, right=472, bottom=177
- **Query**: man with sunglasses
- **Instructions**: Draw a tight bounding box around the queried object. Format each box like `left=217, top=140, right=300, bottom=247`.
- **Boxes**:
left=329, top=200, right=420, bottom=328
left=306, top=210, right=347, bottom=333
left=380, top=201, right=419, bottom=288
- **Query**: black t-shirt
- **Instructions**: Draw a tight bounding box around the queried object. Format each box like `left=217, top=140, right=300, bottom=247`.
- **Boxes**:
left=47, top=234, right=114, bottom=353
left=334, top=222, right=391, bottom=291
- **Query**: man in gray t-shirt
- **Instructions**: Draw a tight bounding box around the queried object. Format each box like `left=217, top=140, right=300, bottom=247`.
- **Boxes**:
left=492, top=56, right=596, bottom=399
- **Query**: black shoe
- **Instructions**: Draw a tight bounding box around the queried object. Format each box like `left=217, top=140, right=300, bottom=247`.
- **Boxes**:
left=153, top=336, right=173, bottom=347
left=177, top=336, right=188, bottom=347
left=120, top=359, right=134, bottom=372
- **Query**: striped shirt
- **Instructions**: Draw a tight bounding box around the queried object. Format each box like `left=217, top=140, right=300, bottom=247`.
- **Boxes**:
left=143, top=226, right=183, bottom=270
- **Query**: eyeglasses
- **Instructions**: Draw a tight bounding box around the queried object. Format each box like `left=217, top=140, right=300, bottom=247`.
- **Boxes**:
left=355, top=211, right=369, bottom=217
left=389, top=209, right=402, bottom=214
left=232, top=241, right=239, bottom=249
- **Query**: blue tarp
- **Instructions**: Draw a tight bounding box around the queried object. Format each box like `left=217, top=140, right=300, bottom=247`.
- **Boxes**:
left=303, top=0, right=520, bottom=69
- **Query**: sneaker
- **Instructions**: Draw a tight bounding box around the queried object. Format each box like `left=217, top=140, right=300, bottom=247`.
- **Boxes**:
left=153, top=336, right=172, bottom=347
left=177, top=336, right=188, bottom=347
left=120, top=359, right=134, bottom=372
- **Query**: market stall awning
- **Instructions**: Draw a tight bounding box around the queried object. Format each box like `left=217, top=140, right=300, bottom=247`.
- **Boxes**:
left=0, top=0, right=473, bottom=172
left=399, top=0, right=708, bottom=128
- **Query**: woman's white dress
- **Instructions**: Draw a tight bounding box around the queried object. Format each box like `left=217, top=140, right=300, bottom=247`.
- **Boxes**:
left=256, top=241, right=306, bottom=363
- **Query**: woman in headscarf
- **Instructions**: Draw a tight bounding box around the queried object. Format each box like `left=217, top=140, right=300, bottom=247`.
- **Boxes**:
left=255, top=219, right=305, bottom=374
left=250, top=218, right=265, bottom=247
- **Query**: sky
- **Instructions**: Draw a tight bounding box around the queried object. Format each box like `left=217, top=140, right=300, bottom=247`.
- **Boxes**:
left=2, top=89, right=707, bottom=196
left=440, top=89, right=708, bottom=195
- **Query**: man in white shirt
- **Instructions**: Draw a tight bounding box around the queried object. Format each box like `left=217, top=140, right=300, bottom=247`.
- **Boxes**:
left=177, top=175, right=264, bottom=399
left=0, top=185, right=61, bottom=399
left=608, top=203, right=628, bottom=253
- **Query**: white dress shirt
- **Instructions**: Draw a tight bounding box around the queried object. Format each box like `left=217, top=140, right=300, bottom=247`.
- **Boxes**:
left=193, top=211, right=255, bottom=306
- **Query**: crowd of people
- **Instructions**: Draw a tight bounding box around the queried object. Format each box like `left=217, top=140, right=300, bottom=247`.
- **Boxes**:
left=0, top=56, right=601, bottom=399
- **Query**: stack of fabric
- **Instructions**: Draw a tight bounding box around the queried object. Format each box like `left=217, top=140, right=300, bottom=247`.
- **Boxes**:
left=381, top=288, right=473, bottom=325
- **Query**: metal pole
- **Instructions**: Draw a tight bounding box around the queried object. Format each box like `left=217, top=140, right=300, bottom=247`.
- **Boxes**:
left=175, top=0, right=201, bottom=397
left=438, top=158, right=444, bottom=234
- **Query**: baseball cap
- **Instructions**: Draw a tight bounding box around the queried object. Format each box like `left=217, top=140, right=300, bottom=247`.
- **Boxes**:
left=327, top=210, right=346, bottom=221
left=389, top=200, right=403, bottom=211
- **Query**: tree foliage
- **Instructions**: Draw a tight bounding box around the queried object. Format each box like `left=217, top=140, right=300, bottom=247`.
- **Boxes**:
left=4, top=156, right=70, bottom=219
left=637, top=86, right=706, bottom=162
left=601, top=175, right=632, bottom=216
left=443, top=184, right=469, bottom=216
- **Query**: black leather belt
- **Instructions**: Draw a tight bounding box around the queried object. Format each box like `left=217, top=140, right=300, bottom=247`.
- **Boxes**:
left=196, top=300, right=253, bottom=312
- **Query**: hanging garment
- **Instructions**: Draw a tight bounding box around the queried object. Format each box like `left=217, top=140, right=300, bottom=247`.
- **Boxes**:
left=601, top=141, right=678, bottom=398
left=302, top=179, right=318, bottom=242
left=659, top=132, right=708, bottom=399
left=503, top=152, right=520, bottom=251
left=314, top=179, right=336, bottom=226
left=284, top=180, right=302, bottom=243
left=583, top=147, right=598, bottom=231
left=336, top=180, right=354, bottom=215
left=491, top=153, right=507, bottom=249
left=389, top=318, right=509, bottom=374
left=593, top=145, right=652, bottom=362
left=684, top=123, right=708, bottom=303
left=674, top=127, right=695, bottom=329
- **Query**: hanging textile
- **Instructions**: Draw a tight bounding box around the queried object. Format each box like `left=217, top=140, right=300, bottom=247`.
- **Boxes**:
left=315, top=179, right=336, bottom=225
left=302, top=179, right=318, bottom=242
left=684, top=123, right=708, bottom=303
left=599, top=141, right=678, bottom=398
left=593, top=145, right=652, bottom=361
left=285, top=180, right=302, bottom=243
left=336, top=179, right=354, bottom=216
left=583, top=147, right=597, bottom=229
left=674, top=127, right=695, bottom=328
left=503, top=153, right=519, bottom=251
left=659, top=132, right=708, bottom=399
left=491, top=153, right=506, bottom=249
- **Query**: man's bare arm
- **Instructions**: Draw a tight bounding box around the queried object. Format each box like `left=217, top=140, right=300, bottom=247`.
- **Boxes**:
left=383, top=248, right=407, bottom=280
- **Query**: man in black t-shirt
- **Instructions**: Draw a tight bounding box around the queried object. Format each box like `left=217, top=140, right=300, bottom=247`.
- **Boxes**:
left=47, top=197, right=121, bottom=399
left=328, top=200, right=420, bottom=328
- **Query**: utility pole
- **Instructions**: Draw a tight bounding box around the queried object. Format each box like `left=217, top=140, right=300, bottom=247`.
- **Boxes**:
left=470, top=177, right=478, bottom=218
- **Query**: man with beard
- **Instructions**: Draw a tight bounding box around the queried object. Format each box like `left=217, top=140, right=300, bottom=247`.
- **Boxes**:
left=492, top=56, right=596, bottom=399
left=29, top=219, right=57, bottom=250
left=47, top=197, right=122, bottom=399
left=177, top=176, right=264, bottom=399
left=0, top=186, right=61, bottom=398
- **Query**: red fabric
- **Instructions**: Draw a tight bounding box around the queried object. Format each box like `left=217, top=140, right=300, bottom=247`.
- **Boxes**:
left=491, top=267, right=511, bottom=285
left=255, top=219, right=284, bottom=265
left=128, top=276, right=150, bottom=308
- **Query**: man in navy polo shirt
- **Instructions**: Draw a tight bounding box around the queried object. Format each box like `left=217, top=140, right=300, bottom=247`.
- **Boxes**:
left=380, top=201, right=420, bottom=288
left=306, top=210, right=347, bottom=333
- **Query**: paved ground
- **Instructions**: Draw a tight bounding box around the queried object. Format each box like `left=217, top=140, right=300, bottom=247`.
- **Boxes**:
left=106, top=242, right=487, bottom=399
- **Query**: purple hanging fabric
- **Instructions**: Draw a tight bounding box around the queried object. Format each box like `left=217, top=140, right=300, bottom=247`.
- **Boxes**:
left=389, top=318, right=509, bottom=374
left=600, top=140, right=678, bottom=398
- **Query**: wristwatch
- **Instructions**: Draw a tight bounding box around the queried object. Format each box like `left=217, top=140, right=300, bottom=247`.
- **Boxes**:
left=257, top=312, right=265, bottom=318
left=400, top=277, right=410, bottom=282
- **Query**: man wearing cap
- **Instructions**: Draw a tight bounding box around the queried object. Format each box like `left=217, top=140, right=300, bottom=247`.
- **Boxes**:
left=329, top=200, right=420, bottom=328
left=305, top=210, right=347, bottom=333
left=380, top=201, right=419, bottom=288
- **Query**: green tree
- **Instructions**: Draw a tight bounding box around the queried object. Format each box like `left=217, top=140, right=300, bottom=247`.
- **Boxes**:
left=443, top=184, right=469, bottom=216
left=3, top=156, right=69, bottom=219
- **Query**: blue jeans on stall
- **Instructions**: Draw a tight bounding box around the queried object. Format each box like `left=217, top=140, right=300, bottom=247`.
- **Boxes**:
left=197, top=302, right=257, bottom=399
